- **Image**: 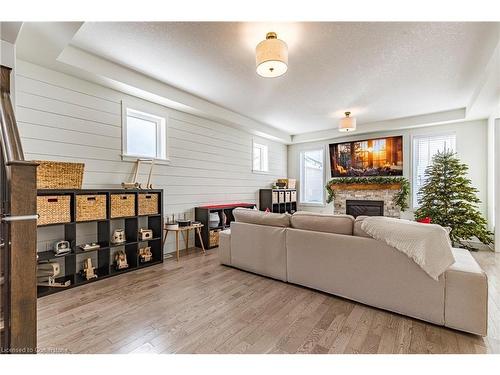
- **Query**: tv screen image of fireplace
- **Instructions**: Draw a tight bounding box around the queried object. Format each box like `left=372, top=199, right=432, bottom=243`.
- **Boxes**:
left=346, top=200, right=384, bottom=218
left=330, top=136, right=403, bottom=177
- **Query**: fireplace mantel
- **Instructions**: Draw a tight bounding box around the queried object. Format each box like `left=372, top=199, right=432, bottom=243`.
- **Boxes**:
left=330, top=183, right=401, bottom=191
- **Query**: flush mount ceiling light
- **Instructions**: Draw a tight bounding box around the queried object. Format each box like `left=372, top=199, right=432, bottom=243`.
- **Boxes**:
left=339, top=112, right=357, bottom=132
left=256, top=32, right=288, bottom=78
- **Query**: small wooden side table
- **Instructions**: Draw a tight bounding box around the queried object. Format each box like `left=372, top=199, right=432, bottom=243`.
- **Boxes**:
left=163, top=224, right=206, bottom=261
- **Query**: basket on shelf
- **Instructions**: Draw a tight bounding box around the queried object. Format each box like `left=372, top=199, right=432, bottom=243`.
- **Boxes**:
left=35, top=161, right=84, bottom=190
left=277, top=178, right=296, bottom=189
left=138, top=193, right=159, bottom=215
left=110, top=194, right=136, bottom=218
left=209, top=229, right=220, bottom=247
left=37, top=195, right=71, bottom=225
left=76, top=194, right=107, bottom=222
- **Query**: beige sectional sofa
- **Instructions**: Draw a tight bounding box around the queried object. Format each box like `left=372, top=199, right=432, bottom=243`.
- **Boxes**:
left=218, top=209, right=488, bottom=336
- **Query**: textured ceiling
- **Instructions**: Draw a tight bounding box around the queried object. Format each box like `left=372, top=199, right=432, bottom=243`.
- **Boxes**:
left=71, top=22, right=499, bottom=134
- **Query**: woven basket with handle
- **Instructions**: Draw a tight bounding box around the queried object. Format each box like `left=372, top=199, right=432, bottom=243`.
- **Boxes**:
left=110, top=194, right=136, bottom=218
left=138, top=193, right=159, bottom=215
left=37, top=195, right=71, bottom=226
left=76, top=194, right=107, bottom=222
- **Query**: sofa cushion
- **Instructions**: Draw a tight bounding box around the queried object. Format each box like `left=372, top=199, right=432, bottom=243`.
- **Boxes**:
left=290, top=211, right=354, bottom=235
left=231, top=222, right=287, bottom=281
left=353, top=215, right=372, bottom=238
left=233, top=207, right=291, bottom=227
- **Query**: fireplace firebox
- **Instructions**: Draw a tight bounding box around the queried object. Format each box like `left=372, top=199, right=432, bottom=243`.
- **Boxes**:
left=346, top=200, right=384, bottom=218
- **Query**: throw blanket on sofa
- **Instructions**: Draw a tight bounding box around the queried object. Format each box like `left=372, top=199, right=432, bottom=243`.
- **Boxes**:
left=360, top=217, right=455, bottom=280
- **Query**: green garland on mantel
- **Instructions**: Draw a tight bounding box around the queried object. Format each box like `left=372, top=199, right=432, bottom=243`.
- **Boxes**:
left=326, top=176, right=410, bottom=211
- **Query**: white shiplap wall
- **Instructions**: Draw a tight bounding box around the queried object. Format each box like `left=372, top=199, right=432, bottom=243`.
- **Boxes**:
left=16, top=60, right=287, bottom=254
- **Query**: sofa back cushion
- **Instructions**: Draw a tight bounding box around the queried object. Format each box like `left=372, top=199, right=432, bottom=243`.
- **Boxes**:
left=231, top=222, right=288, bottom=281
left=353, top=215, right=372, bottom=238
left=290, top=211, right=354, bottom=235
left=233, top=207, right=291, bottom=227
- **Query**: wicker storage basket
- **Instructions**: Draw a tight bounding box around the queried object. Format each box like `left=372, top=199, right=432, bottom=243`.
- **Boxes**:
left=110, top=194, right=135, bottom=218
left=37, top=195, right=71, bottom=226
left=209, top=229, right=220, bottom=248
left=138, top=193, right=159, bottom=215
left=76, top=194, right=107, bottom=222
left=36, top=161, right=84, bottom=189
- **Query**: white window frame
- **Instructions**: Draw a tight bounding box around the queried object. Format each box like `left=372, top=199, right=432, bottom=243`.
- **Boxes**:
left=299, top=147, right=326, bottom=206
left=252, top=141, right=269, bottom=173
left=411, top=133, right=456, bottom=209
left=122, top=106, right=169, bottom=163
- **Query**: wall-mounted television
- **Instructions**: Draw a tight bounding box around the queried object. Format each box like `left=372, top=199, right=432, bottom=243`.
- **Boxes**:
left=329, top=136, right=403, bottom=177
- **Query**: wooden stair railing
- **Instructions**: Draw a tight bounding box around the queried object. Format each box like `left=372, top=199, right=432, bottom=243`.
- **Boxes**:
left=0, top=65, right=37, bottom=354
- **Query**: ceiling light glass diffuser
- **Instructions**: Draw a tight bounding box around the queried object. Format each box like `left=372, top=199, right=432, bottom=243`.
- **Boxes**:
left=256, top=32, right=288, bottom=78
left=339, top=112, right=356, bottom=132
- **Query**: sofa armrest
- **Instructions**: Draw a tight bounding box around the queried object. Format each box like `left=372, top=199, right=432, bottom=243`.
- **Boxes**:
left=218, top=229, right=232, bottom=265
left=444, top=248, right=488, bottom=336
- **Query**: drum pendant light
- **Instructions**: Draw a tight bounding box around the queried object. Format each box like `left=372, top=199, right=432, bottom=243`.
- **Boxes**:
left=339, top=111, right=357, bottom=132
left=256, top=32, right=288, bottom=78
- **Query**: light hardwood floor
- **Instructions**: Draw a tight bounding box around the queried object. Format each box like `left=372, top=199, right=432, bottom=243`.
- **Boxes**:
left=37, top=248, right=500, bottom=354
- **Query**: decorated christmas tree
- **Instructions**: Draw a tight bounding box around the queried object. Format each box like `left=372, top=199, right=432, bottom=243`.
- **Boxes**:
left=414, top=150, right=493, bottom=248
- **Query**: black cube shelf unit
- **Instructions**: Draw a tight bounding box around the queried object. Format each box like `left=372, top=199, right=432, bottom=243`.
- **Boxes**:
left=36, top=189, right=163, bottom=298
left=259, top=189, right=297, bottom=214
left=195, top=203, right=256, bottom=249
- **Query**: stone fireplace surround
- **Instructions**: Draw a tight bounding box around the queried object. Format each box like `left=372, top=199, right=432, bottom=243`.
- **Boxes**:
left=333, top=187, right=401, bottom=218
